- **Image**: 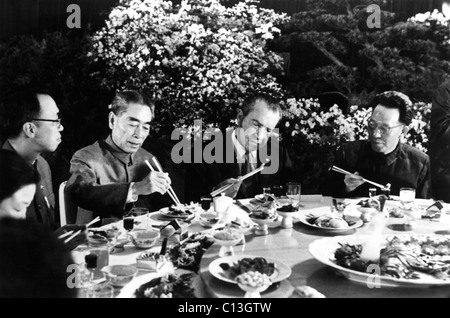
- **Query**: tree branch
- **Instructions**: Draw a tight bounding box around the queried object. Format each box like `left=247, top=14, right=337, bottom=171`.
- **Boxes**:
left=314, top=43, right=345, bottom=67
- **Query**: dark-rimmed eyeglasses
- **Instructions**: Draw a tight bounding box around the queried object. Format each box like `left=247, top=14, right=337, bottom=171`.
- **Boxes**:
left=367, top=119, right=403, bottom=135
left=31, top=118, right=62, bottom=128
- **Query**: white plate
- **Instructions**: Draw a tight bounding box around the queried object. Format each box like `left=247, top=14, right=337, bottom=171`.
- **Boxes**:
left=309, top=234, right=450, bottom=288
left=208, top=255, right=292, bottom=284
left=297, top=213, right=363, bottom=234
left=117, top=268, right=193, bottom=298
left=159, top=207, right=195, bottom=220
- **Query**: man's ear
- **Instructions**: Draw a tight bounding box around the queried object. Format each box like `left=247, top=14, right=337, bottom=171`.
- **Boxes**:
left=237, top=109, right=244, bottom=126
left=402, top=126, right=410, bottom=135
left=23, top=122, right=35, bottom=138
left=108, top=112, right=115, bottom=130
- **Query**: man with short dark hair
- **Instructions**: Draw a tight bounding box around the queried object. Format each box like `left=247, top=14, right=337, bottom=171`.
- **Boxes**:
left=66, top=90, right=172, bottom=222
left=1, top=86, right=86, bottom=249
left=1, top=88, right=63, bottom=229
left=322, top=91, right=431, bottom=199
left=186, top=92, right=292, bottom=200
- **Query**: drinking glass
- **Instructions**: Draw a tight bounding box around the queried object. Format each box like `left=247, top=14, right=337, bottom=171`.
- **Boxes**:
left=272, top=185, right=284, bottom=198
left=200, top=196, right=212, bottom=211
left=369, top=188, right=377, bottom=199
left=399, top=187, right=416, bottom=210
left=130, top=207, right=149, bottom=228
left=286, top=182, right=301, bottom=205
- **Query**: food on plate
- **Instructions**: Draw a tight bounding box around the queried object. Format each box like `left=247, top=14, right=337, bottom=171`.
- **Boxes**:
left=134, top=273, right=196, bottom=298
left=290, top=286, right=326, bottom=298
left=387, top=207, right=405, bottom=218
left=358, top=198, right=380, bottom=210
left=306, top=213, right=357, bottom=229
left=334, top=235, right=450, bottom=280
left=422, top=201, right=444, bottom=221
left=249, top=209, right=277, bottom=220
left=236, top=271, right=271, bottom=288
left=213, top=228, right=242, bottom=241
left=219, top=257, right=275, bottom=279
left=166, top=203, right=198, bottom=216
left=88, top=226, right=120, bottom=240
left=168, top=232, right=214, bottom=272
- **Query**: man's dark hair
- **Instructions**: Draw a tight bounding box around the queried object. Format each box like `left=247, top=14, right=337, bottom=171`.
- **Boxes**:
left=0, top=217, right=77, bottom=298
left=0, top=85, right=51, bottom=139
left=110, top=90, right=155, bottom=119
left=0, top=149, right=40, bottom=203
left=241, top=92, right=280, bottom=118
left=367, top=91, right=413, bottom=126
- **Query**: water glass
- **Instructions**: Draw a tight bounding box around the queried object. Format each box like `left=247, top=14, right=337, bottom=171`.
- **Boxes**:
left=87, top=236, right=110, bottom=269
left=286, top=182, right=301, bottom=204
left=399, top=187, right=416, bottom=210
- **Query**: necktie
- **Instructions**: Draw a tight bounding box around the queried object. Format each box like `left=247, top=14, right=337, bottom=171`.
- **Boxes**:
left=241, top=151, right=251, bottom=176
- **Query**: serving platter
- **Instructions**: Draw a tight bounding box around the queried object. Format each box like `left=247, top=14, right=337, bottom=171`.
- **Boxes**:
left=309, top=234, right=450, bottom=288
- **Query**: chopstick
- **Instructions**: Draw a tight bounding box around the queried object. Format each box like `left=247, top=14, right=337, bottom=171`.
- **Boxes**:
left=58, top=216, right=99, bottom=241
left=331, top=166, right=386, bottom=189
left=210, top=159, right=270, bottom=197
left=145, top=159, right=183, bottom=208
left=85, top=216, right=101, bottom=228
left=64, top=229, right=82, bottom=244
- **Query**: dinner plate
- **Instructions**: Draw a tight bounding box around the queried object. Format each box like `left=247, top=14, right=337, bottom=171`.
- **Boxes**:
left=159, top=207, right=195, bottom=220
left=297, top=213, right=363, bottom=233
left=208, top=255, right=292, bottom=284
left=309, top=234, right=450, bottom=288
left=117, top=269, right=196, bottom=298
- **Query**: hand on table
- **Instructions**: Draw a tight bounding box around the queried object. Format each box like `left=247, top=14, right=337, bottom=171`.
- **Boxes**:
left=213, top=178, right=242, bottom=198
left=133, top=171, right=172, bottom=196
left=344, top=171, right=365, bottom=192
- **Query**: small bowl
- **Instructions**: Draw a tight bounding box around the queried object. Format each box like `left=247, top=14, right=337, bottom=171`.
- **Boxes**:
left=102, top=265, right=138, bottom=287
left=129, top=229, right=160, bottom=249
left=198, top=212, right=220, bottom=227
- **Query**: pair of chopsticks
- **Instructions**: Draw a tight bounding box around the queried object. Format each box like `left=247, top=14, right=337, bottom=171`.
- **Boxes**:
left=210, top=159, right=270, bottom=197
left=145, top=158, right=183, bottom=209
left=58, top=216, right=100, bottom=244
left=331, top=166, right=386, bottom=189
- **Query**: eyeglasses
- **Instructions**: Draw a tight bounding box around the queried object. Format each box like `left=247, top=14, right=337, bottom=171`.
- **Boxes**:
left=367, top=120, right=403, bottom=135
left=31, top=118, right=62, bottom=128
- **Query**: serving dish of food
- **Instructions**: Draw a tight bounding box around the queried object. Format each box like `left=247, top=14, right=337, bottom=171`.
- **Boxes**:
left=297, top=211, right=363, bottom=233
left=208, top=255, right=291, bottom=285
left=159, top=202, right=199, bottom=220
left=309, top=234, right=450, bottom=287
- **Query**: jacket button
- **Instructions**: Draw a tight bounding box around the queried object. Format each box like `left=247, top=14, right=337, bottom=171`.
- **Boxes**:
left=37, top=205, right=42, bottom=209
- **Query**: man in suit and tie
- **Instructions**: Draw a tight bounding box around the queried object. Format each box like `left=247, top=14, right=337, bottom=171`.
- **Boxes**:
left=185, top=92, right=292, bottom=200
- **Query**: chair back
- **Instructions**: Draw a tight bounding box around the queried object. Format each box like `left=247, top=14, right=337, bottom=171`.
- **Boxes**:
left=58, top=181, right=79, bottom=226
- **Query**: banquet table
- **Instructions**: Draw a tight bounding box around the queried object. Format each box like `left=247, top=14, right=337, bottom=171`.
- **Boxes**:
left=85, top=195, right=450, bottom=298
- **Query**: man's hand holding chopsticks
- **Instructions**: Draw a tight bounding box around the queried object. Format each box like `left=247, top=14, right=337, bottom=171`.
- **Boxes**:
left=344, top=171, right=365, bottom=192
left=55, top=224, right=88, bottom=250
left=133, top=171, right=172, bottom=196
left=213, top=178, right=242, bottom=198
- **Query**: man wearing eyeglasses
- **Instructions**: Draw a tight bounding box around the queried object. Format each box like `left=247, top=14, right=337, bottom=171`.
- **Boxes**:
left=66, top=91, right=172, bottom=223
left=0, top=87, right=86, bottom=249
left=322, top=91, right=431, bottom=199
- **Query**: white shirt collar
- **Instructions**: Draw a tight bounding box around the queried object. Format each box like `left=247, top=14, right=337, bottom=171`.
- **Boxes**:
left=232, top=131, right=257, bottom=165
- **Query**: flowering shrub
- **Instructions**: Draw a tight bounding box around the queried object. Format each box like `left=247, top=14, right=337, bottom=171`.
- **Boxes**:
left=90, top=0, right=287, bottom=134
left=280, top=98, right=430, bottom=192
